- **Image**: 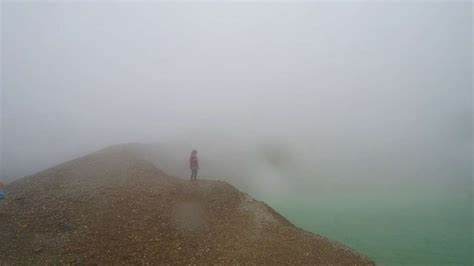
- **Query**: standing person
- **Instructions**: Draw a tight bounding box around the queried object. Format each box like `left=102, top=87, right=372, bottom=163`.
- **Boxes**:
left=0, top=181, right=5, bottom=200
left=189, top=150, right=199, bottom=181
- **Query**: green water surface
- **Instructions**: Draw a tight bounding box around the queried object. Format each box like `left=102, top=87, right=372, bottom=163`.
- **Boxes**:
left=261, top=190, right=472, bottom=265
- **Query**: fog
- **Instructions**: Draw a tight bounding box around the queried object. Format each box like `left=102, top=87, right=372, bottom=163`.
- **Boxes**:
left=1, top=2, right=471, bottom=197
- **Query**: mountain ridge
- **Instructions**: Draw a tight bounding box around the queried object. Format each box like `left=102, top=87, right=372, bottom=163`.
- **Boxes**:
left=0, top=144, right=374, bottom=265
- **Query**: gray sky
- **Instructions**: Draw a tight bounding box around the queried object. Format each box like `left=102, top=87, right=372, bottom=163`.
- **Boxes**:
left=1, top=1, right=471, bottom=193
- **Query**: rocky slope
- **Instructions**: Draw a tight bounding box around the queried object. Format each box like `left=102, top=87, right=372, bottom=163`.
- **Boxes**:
left=0, top=144, right=374, bottom=265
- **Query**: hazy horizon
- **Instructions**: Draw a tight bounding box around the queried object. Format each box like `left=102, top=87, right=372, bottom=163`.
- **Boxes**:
left=2, top=2, right=471, bottom=189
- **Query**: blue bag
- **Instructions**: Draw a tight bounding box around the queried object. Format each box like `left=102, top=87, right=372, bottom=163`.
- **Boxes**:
left=0, top=191, right=5, bottom=200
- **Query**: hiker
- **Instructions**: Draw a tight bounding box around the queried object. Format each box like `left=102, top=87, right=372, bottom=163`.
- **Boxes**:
left=0, top=181, right=5, bottom=200
left=189, top=150, right=199, bottom=181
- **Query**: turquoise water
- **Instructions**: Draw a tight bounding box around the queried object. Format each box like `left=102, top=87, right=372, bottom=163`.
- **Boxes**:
left=261, top=189, right=472, bottom=265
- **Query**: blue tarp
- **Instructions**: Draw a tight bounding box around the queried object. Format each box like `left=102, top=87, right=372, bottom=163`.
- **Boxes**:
left=0, top=191, right=5, bottom=200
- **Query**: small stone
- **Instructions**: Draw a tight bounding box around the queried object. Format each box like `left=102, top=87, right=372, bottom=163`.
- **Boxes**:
left=34, top=247, right=43, bottom=253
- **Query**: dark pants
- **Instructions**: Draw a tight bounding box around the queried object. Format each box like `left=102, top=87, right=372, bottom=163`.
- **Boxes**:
left=190, top=169, right=198, bottom=181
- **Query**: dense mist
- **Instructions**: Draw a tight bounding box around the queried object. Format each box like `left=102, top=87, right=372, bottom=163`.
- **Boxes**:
left=2, top=2, right=472, bottom=195
left=1, top=2, right=472, bottom=264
